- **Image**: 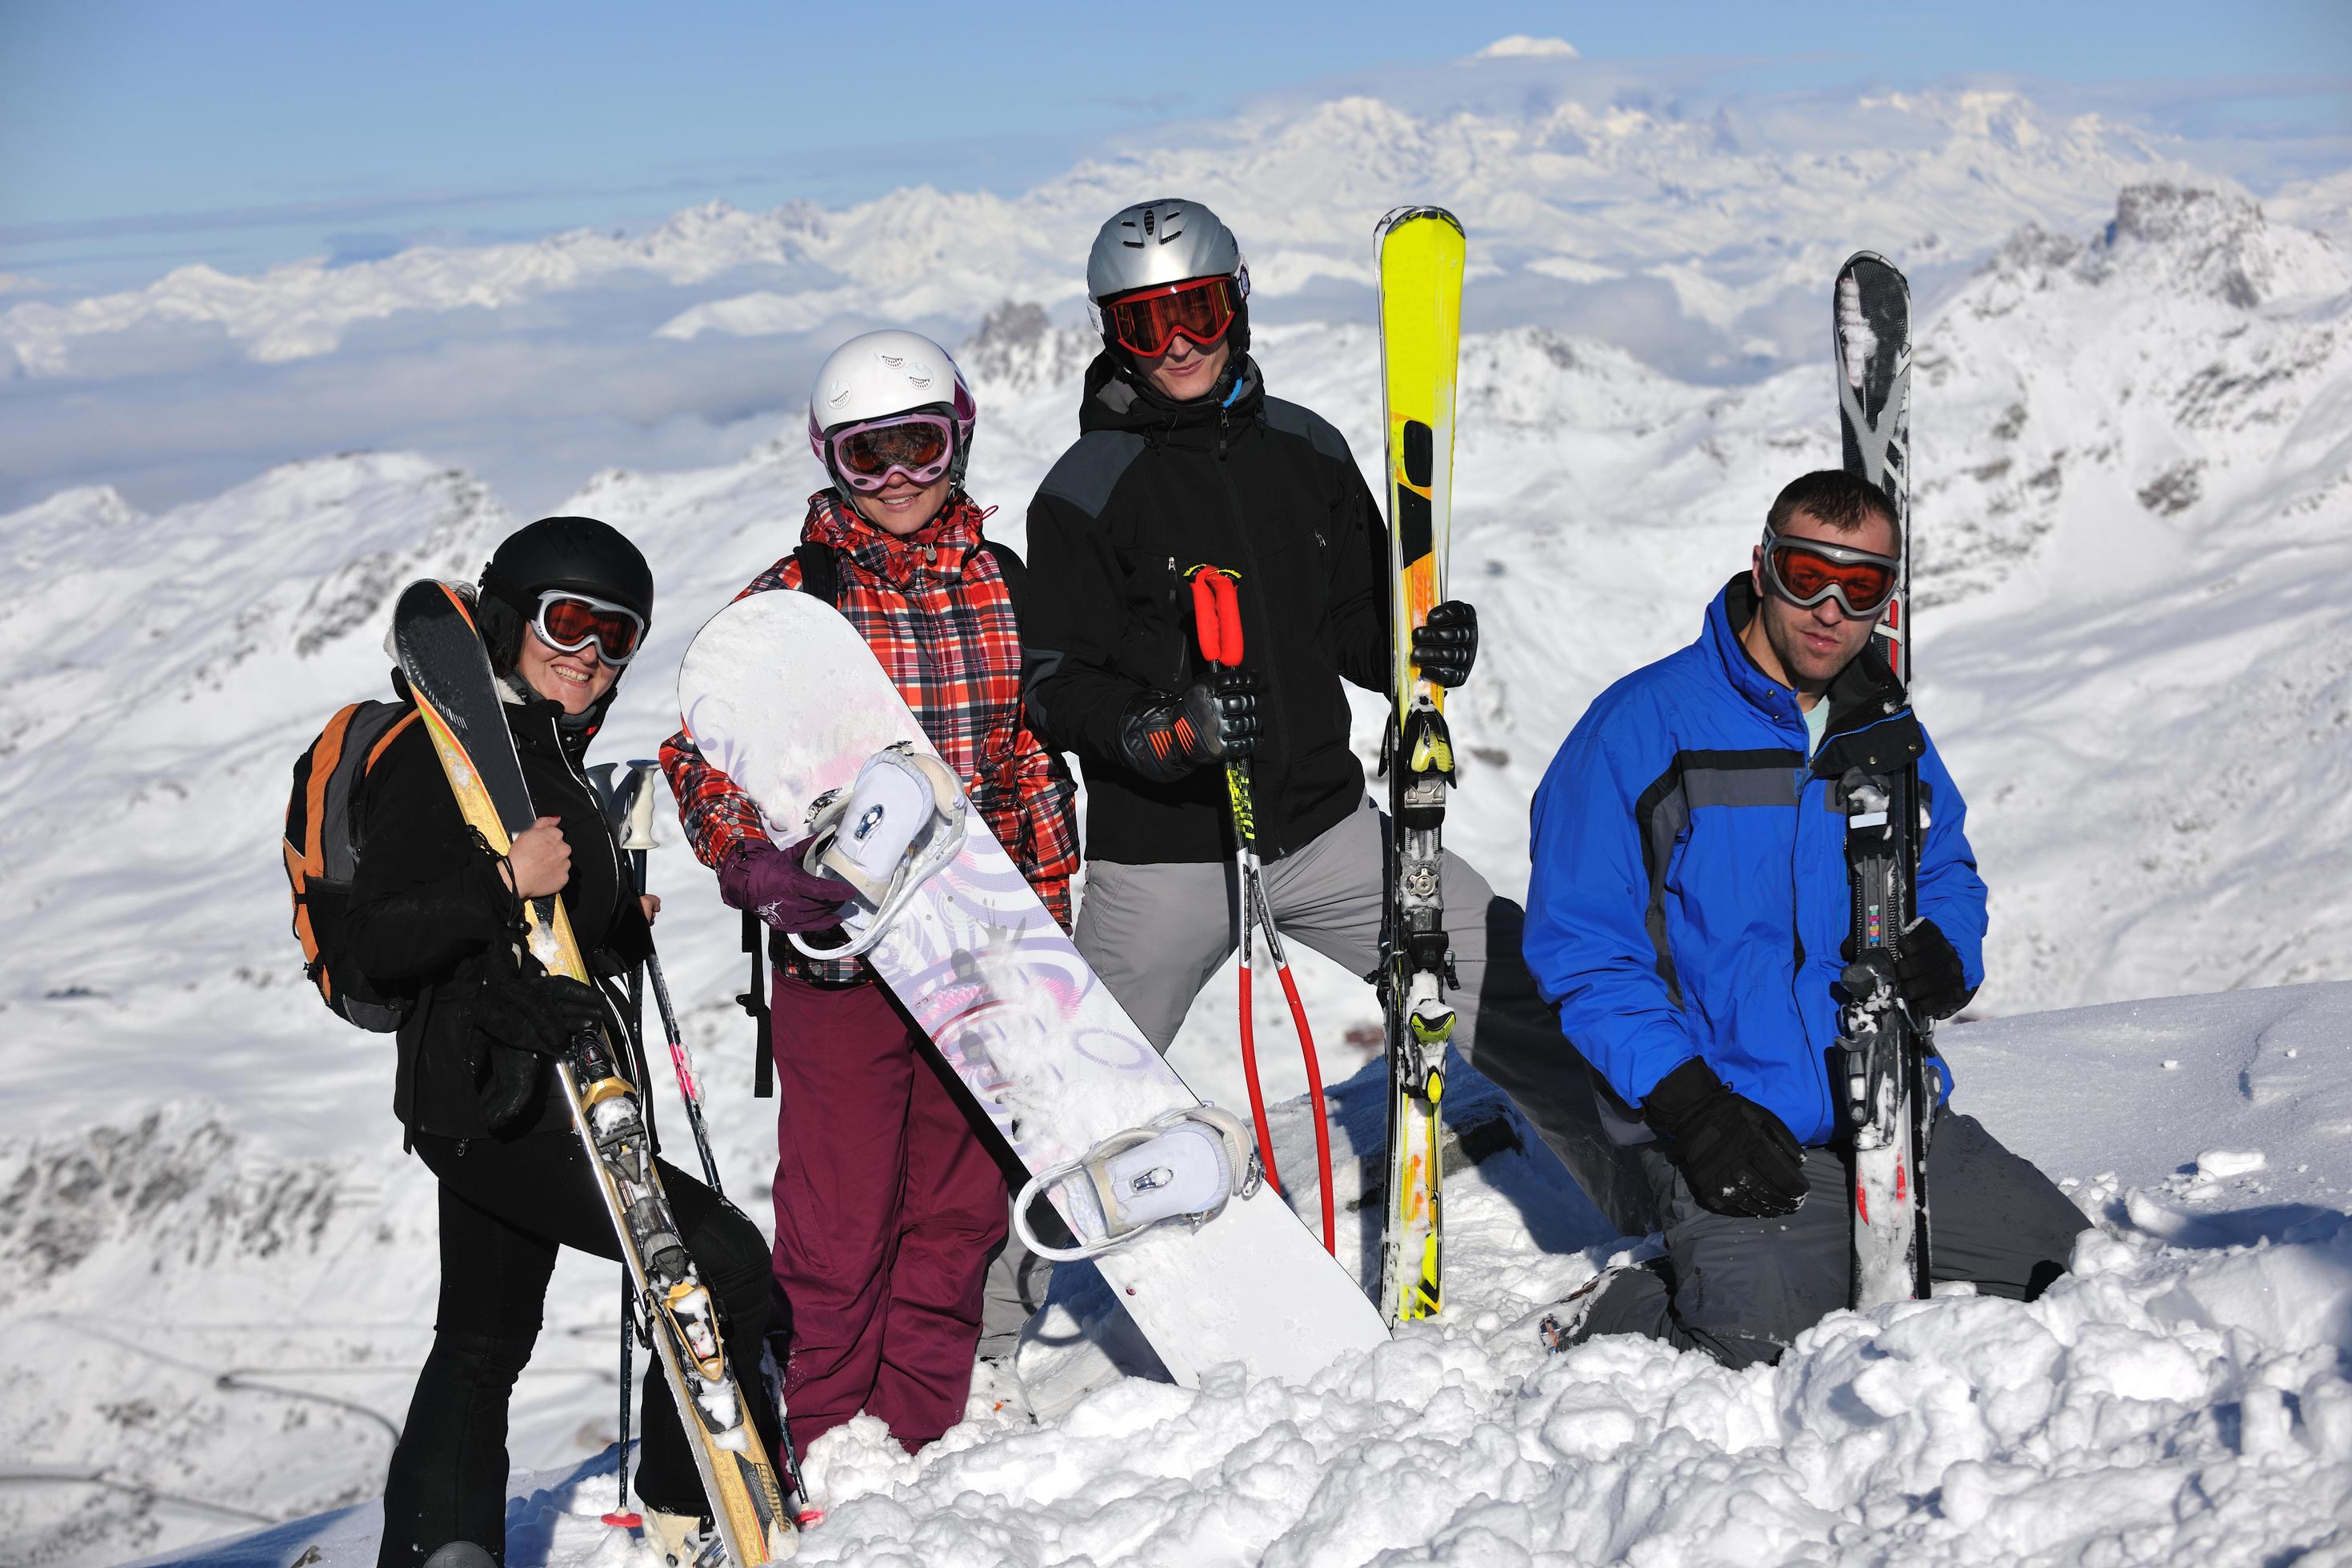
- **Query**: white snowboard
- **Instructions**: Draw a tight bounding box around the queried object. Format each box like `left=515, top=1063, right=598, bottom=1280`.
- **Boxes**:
left=678, top=590, right=1389, bottom=1393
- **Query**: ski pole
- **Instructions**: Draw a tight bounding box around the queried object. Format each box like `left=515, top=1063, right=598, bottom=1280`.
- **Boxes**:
left=602, top=764, right=648, bottom=1529
left=622, top=764, right=818, bottom=1526
left=622, top=763, right=723, bottom=1190
left=1190, top=566, right=1336, bottom=1255
left=604, top=1273, right=642, bottom=1529
left=644, top=947, right=722, bottom=1191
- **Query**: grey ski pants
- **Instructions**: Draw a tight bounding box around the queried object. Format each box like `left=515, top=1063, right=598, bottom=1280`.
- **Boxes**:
left=1076, top=798, right=1534, bottom=1058
left=1074, top=798, right=1644, bottom=1201
left=1578, top=1109, right=2090, bottom=1368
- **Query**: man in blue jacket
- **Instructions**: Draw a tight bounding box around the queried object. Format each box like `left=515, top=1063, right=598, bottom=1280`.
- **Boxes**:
left=1523, top=469, right=2086, bottom=1368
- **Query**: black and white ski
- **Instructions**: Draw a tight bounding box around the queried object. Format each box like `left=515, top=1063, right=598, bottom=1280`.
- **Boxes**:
left=1831, top=253, right=1934, bottom=1308
left=393, top=580, right=797, bottom=1564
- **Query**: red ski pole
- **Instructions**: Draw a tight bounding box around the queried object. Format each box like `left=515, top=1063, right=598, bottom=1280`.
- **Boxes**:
left=1190, top=566, right=1336, bottom=1254
left=1193, top=568, right=1280, bottom=1194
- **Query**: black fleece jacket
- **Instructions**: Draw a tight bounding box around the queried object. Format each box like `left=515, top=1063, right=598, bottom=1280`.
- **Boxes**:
left=344, top=679, right=650, bottom=1140
left=1022, top=354, right=1390, bottom=864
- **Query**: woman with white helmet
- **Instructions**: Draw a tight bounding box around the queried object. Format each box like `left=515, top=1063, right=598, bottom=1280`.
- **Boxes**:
left=659, top=330, right=1078, bottom=1457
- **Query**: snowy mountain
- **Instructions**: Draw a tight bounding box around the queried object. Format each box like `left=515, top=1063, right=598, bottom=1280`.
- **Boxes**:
left=2, top=57, right=2349, bottom=1565
left=0, top=73, right=2242, bottom=520
left=0, top=88, right=2198, bottom=380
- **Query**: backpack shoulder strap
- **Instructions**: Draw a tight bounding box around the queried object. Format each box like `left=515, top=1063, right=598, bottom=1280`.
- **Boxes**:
left=976, top=538, right=1027, bottom=617
left=344, top=701, right=420, bottom=855
left=794, top=540, right=838, bottom=606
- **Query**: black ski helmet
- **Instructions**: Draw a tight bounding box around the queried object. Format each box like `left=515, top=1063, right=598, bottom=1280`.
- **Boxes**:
left=481, top=515, right=653, bottom=622
left=476, top=516, right=652, bottom=680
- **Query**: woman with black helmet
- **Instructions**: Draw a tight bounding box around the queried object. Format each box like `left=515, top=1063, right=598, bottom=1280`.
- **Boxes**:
left=346, top=517, right=779, bottom=1568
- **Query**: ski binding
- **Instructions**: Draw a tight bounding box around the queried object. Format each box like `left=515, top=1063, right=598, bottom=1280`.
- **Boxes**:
left=1013, top=1106, right=1262, bottom=1262
left=789, top=742, right=968, bottom=960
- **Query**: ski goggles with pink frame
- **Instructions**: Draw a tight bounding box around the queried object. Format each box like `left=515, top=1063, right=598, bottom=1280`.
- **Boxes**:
left=822, top=412, right=958, bottom=494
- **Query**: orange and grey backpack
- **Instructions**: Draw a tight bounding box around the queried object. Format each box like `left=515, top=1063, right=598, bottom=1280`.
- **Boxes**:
left=282, top=699, right=421, bottom=1030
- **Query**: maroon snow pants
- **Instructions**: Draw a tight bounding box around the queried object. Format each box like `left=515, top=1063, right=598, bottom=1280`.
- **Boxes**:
left=769, top=973, right=1007, bottom=1454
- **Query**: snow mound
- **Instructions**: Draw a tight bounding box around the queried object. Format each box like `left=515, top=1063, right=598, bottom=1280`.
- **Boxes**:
left=47, top=983, right=2352, bottom=1568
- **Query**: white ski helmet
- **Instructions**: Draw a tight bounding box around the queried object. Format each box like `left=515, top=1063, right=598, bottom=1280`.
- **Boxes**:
left=805, top=329, right=978, bottom=490
left=1084, top=198, right=1250, bottom=339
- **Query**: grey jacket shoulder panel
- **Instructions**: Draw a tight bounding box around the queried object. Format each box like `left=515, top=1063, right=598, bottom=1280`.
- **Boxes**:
left=1259, top=396, right=1352, bottom=463
left=1035, top=430, right=1148, bottom=520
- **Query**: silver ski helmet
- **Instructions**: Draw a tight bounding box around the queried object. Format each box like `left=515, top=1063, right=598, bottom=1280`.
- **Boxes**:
left=1085, top=198, right=1251, bottom=363
left=806, top=329, right=978, bottom=493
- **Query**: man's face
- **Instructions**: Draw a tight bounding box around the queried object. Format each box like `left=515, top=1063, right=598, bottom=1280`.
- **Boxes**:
left=1750, top=506, right=1900, bottom=689
left=1142, top=333, right=1232, bottom=402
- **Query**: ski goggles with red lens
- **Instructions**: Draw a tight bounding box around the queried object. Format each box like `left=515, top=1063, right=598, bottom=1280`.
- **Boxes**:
left=532, top=590, right=645, bottom=665
left=824, top=412, right=957, bottom=494
left=1759, top=530, right=1901, bottom=618
left=1100, top=273, right=1246, bottom=359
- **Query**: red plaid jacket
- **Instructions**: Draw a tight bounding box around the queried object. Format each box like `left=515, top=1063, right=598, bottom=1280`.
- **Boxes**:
left=662, top=490, right=1081, bottom=984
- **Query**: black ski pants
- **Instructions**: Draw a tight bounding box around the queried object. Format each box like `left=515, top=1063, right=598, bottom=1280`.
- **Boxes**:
left=1578, top=1110, right=2088, bottom=1368
left=377, top=1130, right=779, bottom=1568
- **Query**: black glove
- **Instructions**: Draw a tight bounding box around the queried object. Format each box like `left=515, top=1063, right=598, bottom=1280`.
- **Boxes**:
left=468, top=960, right=610, bottom=1130
left=1642, top=1058, right=1809, bottom=1218
left=1894, top=918, right=1971, bottom=1021
left=1116, top=669, right=1260, bottom=783
left=1411, top=600, right=1478, bottom=687
left=1841, top=918, right=1972, bottom=1022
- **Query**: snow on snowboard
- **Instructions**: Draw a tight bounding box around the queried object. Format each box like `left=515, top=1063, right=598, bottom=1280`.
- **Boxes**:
left=676, top=590, right=1390, bottom=1396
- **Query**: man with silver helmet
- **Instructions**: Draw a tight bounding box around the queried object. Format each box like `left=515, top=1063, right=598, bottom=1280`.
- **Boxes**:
left=1019, top=200, right=1589, bottom=1227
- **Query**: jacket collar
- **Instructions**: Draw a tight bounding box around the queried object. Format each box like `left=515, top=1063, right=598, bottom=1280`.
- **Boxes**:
left=496, top=675, right=603, bottom=763
left=1703, top=574, right=1907, bottom=743
left=803, top=487, right=986, bottom=590
left=1078, top=351, right=1265, bottom=447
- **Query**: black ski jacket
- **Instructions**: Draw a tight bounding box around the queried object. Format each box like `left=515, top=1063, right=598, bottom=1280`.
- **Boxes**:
left=344, top=678, right=650, bottom=1142
left=1023, top=353, right=1390, bottom=864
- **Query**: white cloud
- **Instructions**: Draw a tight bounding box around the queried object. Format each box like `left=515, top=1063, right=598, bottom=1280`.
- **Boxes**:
left=1474, top=34, right=1579, bottom=59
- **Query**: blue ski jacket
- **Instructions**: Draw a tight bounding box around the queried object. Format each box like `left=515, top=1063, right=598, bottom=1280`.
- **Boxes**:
left=1523, top=576, right=1987, bottom=1148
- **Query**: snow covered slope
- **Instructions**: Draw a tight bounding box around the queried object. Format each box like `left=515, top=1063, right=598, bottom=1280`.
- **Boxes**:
left=102, top=982, right=2352, bottom=1568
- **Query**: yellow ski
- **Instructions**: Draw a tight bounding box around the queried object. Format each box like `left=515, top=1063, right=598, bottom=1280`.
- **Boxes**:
left=1375, top=206, right=1465, bottom=1325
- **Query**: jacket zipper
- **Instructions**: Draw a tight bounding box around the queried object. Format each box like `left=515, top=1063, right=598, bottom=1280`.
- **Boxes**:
left=546, top=711, right=623, bottom=930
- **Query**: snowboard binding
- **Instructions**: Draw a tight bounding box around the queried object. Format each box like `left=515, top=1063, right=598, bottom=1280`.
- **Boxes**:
left=1013, top=1106, right=1264, bottom=1263
left=790, top=741, right=968, bottom=960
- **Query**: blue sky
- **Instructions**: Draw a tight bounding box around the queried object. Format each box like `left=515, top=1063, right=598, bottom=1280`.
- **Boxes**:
left=3, top=0, right=2345, bottom=290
